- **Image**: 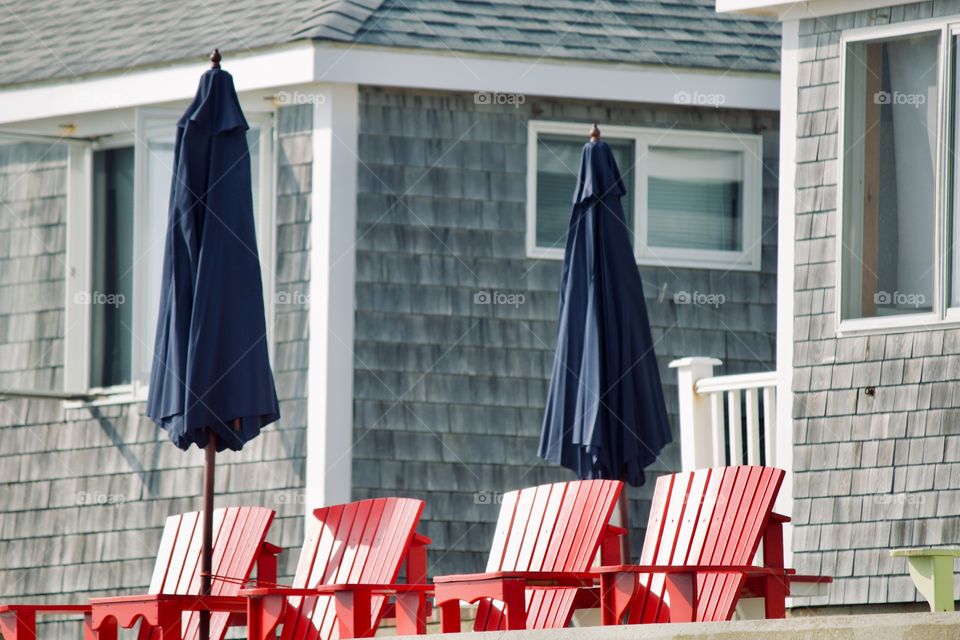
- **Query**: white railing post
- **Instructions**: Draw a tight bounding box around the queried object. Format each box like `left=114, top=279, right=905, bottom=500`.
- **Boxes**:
left=669, top=357, right=723, bottom=472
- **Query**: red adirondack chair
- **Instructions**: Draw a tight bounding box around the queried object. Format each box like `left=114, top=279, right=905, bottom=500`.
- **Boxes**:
left=0, top=506, right=277, bottom=640
left=107, top=497, right=432, bottom=640
left=433, top=479, right=624, bottom=633
left=595, top=465, right=831, bottom=625
left=242, top=497, right=431, bottom=640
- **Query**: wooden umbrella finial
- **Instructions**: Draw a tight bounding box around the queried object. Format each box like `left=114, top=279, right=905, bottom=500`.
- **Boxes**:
left=589, top=123, right=601, bottom=141
left=210, top=48, right=222, bottom=69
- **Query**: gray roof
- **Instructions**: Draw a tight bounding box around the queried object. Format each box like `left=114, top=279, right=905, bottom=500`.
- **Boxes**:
left=0, top=0, right=778, bottom=88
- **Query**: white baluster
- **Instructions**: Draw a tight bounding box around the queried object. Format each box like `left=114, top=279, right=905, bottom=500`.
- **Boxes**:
left=763, top=386, right=777, bottom=467
left=727, top=390, right=743, bottom=466
left=745, top=388, right=761, bottom=466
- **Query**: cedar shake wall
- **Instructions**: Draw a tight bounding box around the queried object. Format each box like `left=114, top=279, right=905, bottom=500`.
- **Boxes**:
left=793, top=0, right=960, bottom=607
left=351, top=87, right=780, bottom=575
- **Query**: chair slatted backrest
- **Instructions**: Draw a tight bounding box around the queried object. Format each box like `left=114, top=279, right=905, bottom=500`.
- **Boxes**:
left=279, top=497, right=425, bottom=640
left=147, top=506, right=275, bottom=640
left=475, top=479, right=623, bottom=631
left=629, top=466, right=784, bottom=623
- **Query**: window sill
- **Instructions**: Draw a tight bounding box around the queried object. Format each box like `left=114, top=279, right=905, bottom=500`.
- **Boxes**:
left=526, top=246, right=762, bottom=272
left=64, top=387, right=148, bottom=409
left=835, top=312, right=956, bottom=337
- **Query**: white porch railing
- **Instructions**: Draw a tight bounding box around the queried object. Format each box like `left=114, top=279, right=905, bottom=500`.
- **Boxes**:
left=670, top=357, right=779, bottom=472
left=670, top=358, right=825, bottom=608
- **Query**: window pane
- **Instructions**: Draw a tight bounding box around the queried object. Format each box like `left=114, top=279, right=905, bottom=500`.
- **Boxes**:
left=647, top=147, right=743, bottom=251
left=90, top=147, right=134, bottom=388
left=137, top=135, right=175, bottom=384
left=841, top=32, right=938, bottom=319
left=535, top=133, right=634, bottom=249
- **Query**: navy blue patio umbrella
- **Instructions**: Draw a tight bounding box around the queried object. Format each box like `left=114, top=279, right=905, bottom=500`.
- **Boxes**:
left=146, top=50, right=279, bottom=639
left=539, top=124, right=671, bottom=558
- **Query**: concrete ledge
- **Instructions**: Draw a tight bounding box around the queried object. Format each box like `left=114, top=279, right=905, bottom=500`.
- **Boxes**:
left=396, top=611, right=960, bottom=639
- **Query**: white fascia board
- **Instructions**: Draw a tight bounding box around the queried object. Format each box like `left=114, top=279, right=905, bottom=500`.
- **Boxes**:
left=718, top=0, right=910, bottom=20
left=0, top=42, right=779, bottom=127
left=0, top=44, right=316, bottom=126
left=311, top=45, right=780, bottom=111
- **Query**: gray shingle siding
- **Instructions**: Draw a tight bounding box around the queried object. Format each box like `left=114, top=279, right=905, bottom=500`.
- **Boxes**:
left=794, top=1, right=960, bottom=607
left=0, top=106, right=308, bottom=635
left=0, top=140, right=67, bottom=391
left=351, top=86, right=779, bottom=574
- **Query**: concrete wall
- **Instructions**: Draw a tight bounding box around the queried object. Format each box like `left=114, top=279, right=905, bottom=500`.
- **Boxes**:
left=395, top=611, right=960, bottom=640
left=792, top=0, right=960, bottom=608
left=351, top=86, right=780, bottom=575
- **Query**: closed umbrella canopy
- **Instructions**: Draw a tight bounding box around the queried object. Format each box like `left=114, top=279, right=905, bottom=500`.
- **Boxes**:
left=539, top=130, right=670, bottom=488
left=147, top=62, right=279, bottom=451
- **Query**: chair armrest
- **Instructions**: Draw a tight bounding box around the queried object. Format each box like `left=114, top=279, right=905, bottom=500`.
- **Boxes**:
left=412, top=532, right=432, bottom=546
left=434, top=571, right=595, bottom=586
left=0, top=605, right=95, bottom=640
left=0, top=605, right=91, bottom=614
left=593, top=564, right=789, bottom=577
left=241, top=583, right=433, bottom=598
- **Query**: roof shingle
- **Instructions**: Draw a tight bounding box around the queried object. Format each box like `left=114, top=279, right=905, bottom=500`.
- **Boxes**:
left=0, top=0, right=778, bottom=88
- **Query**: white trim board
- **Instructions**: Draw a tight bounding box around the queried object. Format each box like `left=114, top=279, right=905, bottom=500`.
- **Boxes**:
left=0, top=42, right=780, bottom=127
left=717, top=0, right=913, bottom=19
left=776, top=16, right=800, bottom=585
left=305, top=83, right=359, bottom=514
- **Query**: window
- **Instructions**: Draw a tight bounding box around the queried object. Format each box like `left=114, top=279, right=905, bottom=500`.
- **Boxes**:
left=90, top=146, right=135, bottom=388
left=534, top=133, right=634, bottom=250
left=841, top=31, right=939, bottom=322
left=66, top=109, right=275, bottom=395
left=526, top=121, right=762, bottom=271
left=836, top=23, right=960, bottom=332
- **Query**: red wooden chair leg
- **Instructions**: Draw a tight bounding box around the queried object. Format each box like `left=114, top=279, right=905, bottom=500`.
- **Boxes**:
left=438, top=600, right=462, bottom=633
left=0, top=609, right=33, bottom=640
left=334, top=588, right=373, bottom=638
left=247, top=595, right=284, bottom=640
left=156, top=606, right=181, bottom=640
left=600, top=572, right=636, bottom=625
left=502, top=579, right=526, bottom=630
left=763, top=574, right=787, bottom=619
left=395, top=592, right=427, bottom=636
left=665, top=573, right=697, bottom=623
left=83, top=611, right=97, bottom=640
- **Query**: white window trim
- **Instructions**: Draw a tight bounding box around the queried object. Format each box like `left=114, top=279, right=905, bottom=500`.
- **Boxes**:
left=525, top=120, right=764, bottom=271
left=64, top=106, right=277, bottom=403
left=835, top=20, right=956, bottom=336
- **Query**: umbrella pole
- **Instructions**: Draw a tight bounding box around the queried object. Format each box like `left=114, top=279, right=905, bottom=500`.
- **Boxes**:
left=618, top=489, right=631, bottom=563
left=200, top=431, right=216, bottom=640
